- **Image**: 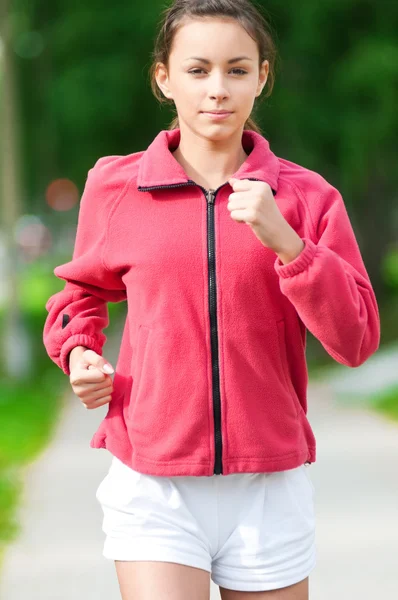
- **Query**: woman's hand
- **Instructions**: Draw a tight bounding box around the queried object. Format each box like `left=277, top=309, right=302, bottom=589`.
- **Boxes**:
left=227, top=178, right=305, bottom=265
left=69, top=347, right=115, bottom=410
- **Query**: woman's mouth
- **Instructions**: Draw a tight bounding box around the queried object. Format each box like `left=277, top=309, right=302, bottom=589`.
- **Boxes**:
left=201, top=111, right=233, bottom=121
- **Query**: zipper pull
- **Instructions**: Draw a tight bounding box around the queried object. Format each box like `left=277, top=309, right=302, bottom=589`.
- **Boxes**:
left=206, top=189, right=215, bottom=204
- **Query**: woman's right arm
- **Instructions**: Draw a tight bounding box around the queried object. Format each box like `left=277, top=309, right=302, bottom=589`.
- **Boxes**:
left=43, top=157, right=127, bottom=376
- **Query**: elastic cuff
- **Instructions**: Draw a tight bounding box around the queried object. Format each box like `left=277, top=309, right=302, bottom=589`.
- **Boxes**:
left=60, top=334, right=103, bottom=376
left=274, top=238, right=317, bottom=279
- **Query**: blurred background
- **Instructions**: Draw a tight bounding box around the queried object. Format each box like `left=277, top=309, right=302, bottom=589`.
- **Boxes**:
left=0, top=0, right=397, bottom=597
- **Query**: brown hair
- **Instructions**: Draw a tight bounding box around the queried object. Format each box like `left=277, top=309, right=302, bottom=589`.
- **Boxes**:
left=149, top=0, right=278, bottom=134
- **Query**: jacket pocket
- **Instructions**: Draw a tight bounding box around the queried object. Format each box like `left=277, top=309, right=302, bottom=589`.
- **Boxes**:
left=276, top=318, right=301, bottom=418
left=124, top=322, right=211, bottom=465
left=129, top=324, right=152, bottom=422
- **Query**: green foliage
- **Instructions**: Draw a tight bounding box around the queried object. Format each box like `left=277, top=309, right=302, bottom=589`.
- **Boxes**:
left=11, top=0, right=396, bottom=302
left=0, top=260, right=125, bottom=555
left=382, top=246, right=398, bottom=291
left=371, top=386, right=398, bottom=422
left=0, top=300, right=65, bottom=554
left=0, top=468, right=22, bottom=559
left=0, top=368, right=62, bottom=467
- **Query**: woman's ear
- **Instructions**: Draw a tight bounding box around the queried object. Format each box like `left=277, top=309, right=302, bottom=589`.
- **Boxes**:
left=256, top=59, right=269, bottom=97
left=155, top=62, right=174, bottom=100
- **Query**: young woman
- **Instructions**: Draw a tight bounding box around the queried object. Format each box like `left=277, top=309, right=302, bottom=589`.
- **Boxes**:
left=43, top=0, right=380, bottom=598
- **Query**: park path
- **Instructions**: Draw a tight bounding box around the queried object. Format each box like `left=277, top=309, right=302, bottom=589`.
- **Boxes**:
left=1, top=331, right=398, bottom=599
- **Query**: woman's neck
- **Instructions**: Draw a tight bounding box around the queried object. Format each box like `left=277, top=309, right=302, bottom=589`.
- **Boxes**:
left=172, top=126, right=249, bottom=191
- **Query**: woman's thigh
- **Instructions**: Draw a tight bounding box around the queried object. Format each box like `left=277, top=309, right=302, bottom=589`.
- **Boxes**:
left=219, top=576, right=308, bottom=600
left=115, top=560, right=211, bottom=600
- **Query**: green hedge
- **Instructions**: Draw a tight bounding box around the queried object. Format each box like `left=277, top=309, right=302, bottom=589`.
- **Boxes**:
left=0, top=262, right=125, bottom=570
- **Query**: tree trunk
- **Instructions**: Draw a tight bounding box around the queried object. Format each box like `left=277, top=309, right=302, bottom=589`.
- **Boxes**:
left=0, top=0, right=32, bottom=378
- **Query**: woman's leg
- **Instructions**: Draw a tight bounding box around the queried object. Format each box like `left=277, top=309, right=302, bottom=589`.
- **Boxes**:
left=219, top=576, right=308, bottom=600
left=115, top=560, right=211, bottom=600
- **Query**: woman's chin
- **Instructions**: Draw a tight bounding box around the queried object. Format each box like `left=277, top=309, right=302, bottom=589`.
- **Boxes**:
left=198, top=121, right=242, bottom=141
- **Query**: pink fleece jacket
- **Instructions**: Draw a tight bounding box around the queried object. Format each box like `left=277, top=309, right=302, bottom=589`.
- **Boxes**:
left=43, top=128, right=380, bottom=476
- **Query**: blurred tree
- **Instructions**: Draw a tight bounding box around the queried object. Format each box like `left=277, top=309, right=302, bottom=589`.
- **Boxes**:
left=10, top=0, right=398, bottom=303
left=0, top=0, right=31, bottom=379
left=263, top=0, right=398, bottom=296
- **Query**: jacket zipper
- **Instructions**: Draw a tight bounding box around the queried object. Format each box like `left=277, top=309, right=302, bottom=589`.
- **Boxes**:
left=138, top=181, right=224, bottom=474
left=205, top=188, right=223, bottom=475
left=138, top=178, right=276, bottom=475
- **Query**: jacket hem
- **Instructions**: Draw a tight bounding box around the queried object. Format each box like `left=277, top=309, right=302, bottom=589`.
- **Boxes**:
left=222, top=447, right=316, bottom=474
left=90, top=433, right=316, bottom=476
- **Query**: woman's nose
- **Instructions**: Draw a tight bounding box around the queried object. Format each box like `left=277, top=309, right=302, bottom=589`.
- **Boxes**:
left=208, top=75, right=230, bottom=101
left=209, top=91, right=229, bottom=101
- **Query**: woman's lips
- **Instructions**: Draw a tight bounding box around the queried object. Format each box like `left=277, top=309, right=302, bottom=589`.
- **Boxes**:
left=201, top=111, right=233, bottom=120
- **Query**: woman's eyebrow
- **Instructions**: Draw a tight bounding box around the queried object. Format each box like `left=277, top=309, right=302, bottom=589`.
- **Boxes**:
left=184, top=56, right=253, bottom=64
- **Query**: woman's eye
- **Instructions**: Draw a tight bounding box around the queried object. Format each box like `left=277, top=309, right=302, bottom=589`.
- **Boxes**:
left=188, top=68, right=248, bottom=76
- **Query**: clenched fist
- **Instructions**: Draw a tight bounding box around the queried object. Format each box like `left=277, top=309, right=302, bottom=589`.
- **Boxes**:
left=227, top=177, right=305, bottom=264
left=69, top=346, right=115, bottom=410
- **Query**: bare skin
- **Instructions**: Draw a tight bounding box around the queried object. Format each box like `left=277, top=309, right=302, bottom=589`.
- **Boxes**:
left=155, top=17, right=269, bottom=191
left=114, top=561, right=211, bottom=600
left=219, top=577, right=309, bottom=600
left=112, top=17, right=311, bottom=600
left=68, top=346, right=115, bottom=410
left=114, top=561, right=309, bottom=600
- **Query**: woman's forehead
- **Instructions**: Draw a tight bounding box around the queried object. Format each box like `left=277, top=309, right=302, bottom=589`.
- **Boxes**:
left=171, top=18, right=258, bottom=59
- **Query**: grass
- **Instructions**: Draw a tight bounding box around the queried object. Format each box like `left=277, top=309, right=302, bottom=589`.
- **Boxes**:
left=370, top=386, right=398, bottom=422
left=0, top=259, right=125, bottom=572
left=0, top=302, right=66, bottom=554
left=0, top=366, right=64, bottom=571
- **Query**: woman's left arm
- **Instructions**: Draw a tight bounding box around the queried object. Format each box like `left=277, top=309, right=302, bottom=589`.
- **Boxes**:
left=273, top=184, right=380, bottom=367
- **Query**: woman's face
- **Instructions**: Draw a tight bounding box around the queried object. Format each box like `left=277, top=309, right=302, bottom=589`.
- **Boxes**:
left=155, top=17, right=269, bottom=141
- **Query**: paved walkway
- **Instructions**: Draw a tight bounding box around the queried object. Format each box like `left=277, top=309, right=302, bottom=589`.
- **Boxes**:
left=1, top=341, right=398, bottom=598
left=324, top=341, right=398, bottom=400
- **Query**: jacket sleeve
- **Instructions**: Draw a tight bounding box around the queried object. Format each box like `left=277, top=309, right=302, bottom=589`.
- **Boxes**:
left=274, top=183, right=380, bottom=367
left=43, top=157, right=127, bottom=376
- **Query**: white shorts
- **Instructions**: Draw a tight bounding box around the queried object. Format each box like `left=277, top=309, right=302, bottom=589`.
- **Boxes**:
left=95, top=456, right=316, bottom=592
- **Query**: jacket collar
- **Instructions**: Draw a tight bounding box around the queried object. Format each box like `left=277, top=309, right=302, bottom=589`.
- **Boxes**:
left=137, top=128, right=280, bottom=195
